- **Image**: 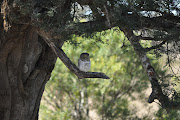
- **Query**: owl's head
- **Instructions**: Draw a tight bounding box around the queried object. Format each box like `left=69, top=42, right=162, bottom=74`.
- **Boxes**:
left=80, top=53, right=90, bottom=61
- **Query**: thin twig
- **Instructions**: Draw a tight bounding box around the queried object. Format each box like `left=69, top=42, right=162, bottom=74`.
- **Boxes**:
left=145, top=41, right=166, bottom=52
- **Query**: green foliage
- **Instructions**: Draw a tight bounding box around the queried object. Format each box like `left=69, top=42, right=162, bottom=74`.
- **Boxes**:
left=39, top=28, right=169, bottom=120
left=156, top=108, right=180, bottom=120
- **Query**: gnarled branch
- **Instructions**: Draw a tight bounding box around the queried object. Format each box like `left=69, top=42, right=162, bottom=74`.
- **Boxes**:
left=37, top=29, right=110, bottom=79
left=122, top=28, right=180, bottom=110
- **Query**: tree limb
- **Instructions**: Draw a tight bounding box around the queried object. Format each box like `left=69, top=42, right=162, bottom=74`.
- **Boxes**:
left=37, top=29, right=110, bottom=79
left=53, top=43, right=110, bottom=79
left=122, top=28, right=180, bottom=110
left=137, top=36, right=155, bottom=40
left=61, top=15, right=180, bottom=43
left=144, top=41, right=166, bottom=52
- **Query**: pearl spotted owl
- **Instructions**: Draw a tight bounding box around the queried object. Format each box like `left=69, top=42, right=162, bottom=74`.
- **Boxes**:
left=78, top=53, right=91, bottom=72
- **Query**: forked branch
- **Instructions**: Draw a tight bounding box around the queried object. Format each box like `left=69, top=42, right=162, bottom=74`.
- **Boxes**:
left=122, top=28, right=180, bottom=110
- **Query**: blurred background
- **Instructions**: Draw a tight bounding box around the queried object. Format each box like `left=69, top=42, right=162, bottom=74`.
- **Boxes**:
left=39, top=28, right=180, bottom=120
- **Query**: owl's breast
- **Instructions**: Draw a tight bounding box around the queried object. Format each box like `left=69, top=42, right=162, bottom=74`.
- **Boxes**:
left=78, top=59, right=91, bottom=72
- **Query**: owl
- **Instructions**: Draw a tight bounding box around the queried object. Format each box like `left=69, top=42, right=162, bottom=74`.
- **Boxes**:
left=78, top=53, right=91, bottom=72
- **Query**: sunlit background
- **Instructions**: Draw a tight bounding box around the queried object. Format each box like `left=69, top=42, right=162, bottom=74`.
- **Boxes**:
left=39, top=28, right=180, bottom=120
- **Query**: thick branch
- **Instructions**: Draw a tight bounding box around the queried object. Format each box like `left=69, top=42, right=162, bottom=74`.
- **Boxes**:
left=32, top=13, right=180, bottom=43
left=53, top=44, right=109, bottom=79
left=63, top=15, right=180, bottom=42
left=122, top=28, right=180, bottom=110
left=52, top=43, right=110, bottom=79
left=64, top=20, right=109, bottom=35
left=37, top=29, right=109, bottom=79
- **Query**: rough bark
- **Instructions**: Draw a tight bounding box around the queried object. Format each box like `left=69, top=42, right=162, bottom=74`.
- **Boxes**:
left=122, top=29, right=180, bottom=110
left=0, top=0, right=109, bottom=119
left=0, top=23, right=58, bottom=120
left=0, top=0, right=179, bottom=119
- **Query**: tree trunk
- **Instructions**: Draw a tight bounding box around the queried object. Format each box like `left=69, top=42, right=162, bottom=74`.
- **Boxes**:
left=0, top=22, right=57, bottom=119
